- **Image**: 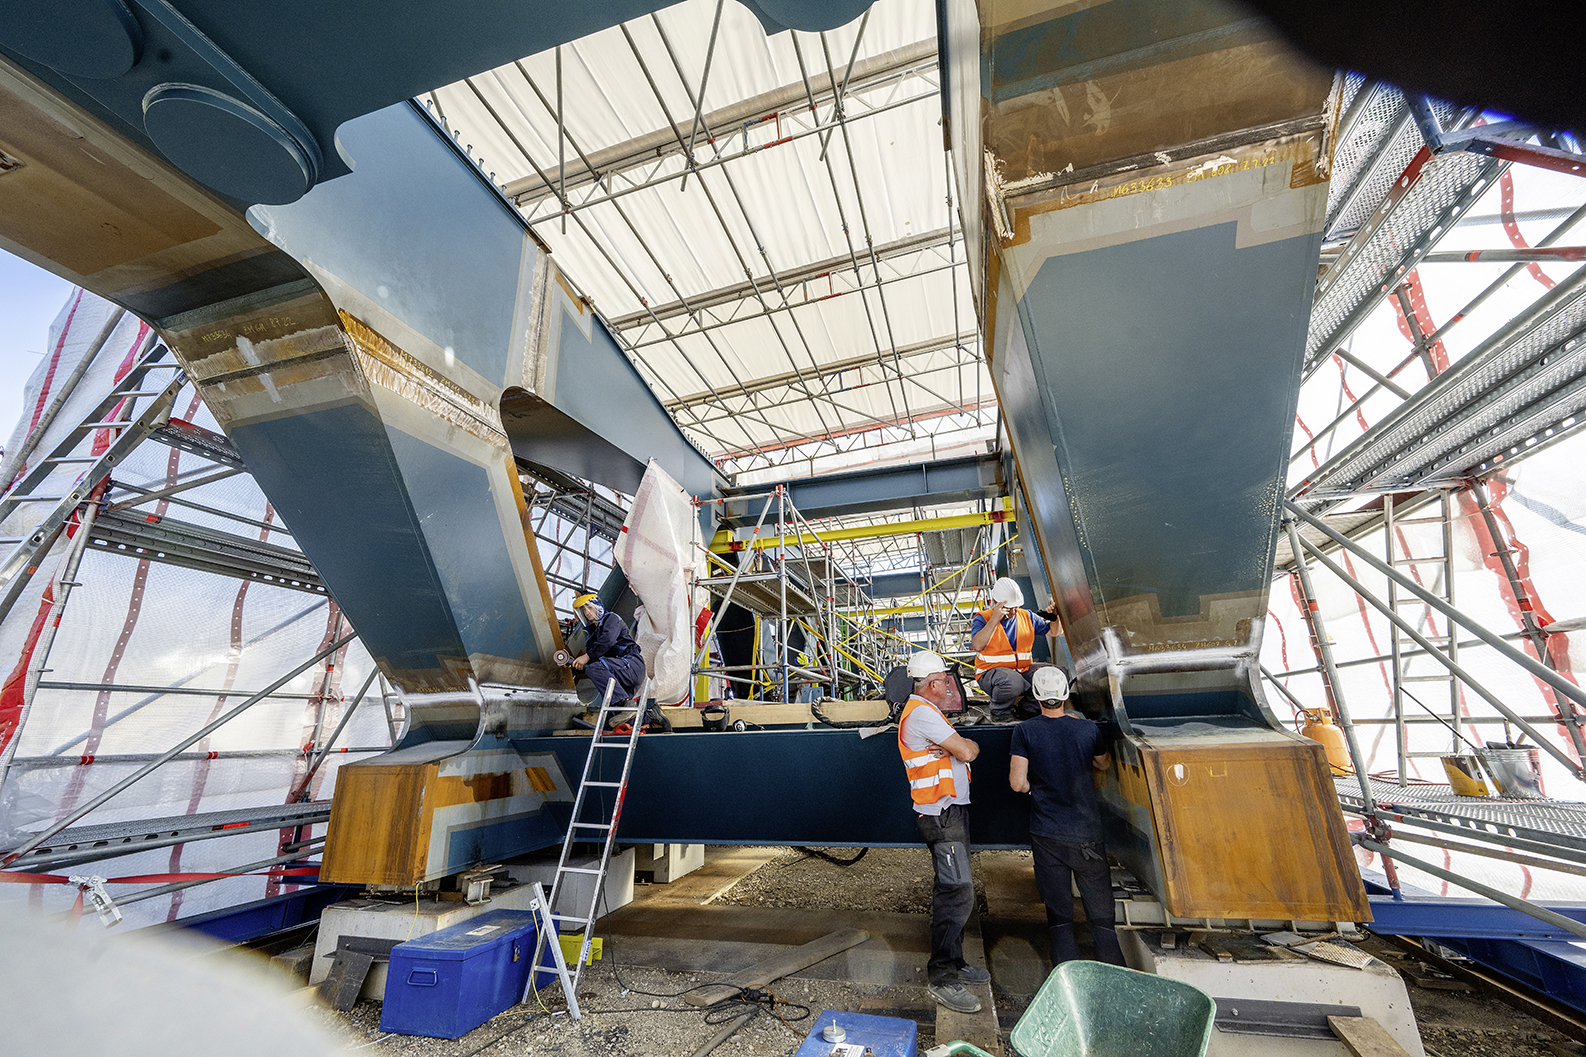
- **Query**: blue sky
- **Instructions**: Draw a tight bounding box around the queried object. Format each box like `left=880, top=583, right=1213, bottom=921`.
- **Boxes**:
left=0, top=249, right=76, bottom=447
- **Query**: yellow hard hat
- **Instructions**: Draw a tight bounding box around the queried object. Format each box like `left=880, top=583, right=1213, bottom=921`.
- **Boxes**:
left=573, top=592, right=600, bottom=609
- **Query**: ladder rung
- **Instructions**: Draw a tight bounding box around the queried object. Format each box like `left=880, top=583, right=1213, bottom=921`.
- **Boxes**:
left=552, top=913, right=591, bottom=924
left=1391, top=557, right=1445, bottom=565
left=584, top=781, right=623, bottom=788
left=1393, top=517, right=1447, bottom=526
left=570, top=822, right=612, bottom=830
left=1404, top=751, right=1467, bottom=758
left=1401, top=675, right=1455, bottom=682
left=44, top=457, right=98, bottom=464
left=109, top=389, right=168, bottom=398
left=560, top=866, right=602, bottom=875
left=8, top=495, right=67, bottom=502
left=593, top=741, right=631, bottom=748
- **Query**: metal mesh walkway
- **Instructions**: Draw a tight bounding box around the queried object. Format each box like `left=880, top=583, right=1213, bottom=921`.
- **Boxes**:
left=1337, top=776, right=1586, bottom=856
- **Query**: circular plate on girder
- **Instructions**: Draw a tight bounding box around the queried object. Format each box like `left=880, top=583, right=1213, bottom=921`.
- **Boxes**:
left=0, top=0, right=142, bottom=79
left=142, top=83, right=319, bottom=205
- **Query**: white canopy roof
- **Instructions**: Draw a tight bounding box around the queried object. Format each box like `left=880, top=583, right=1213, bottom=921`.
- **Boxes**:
left=428, top=0, right=992, bottom=485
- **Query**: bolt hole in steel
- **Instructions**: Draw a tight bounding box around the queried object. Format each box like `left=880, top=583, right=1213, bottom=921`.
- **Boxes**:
left=142, top=83, right=319, bottom=204
left=0, top=0, right=141, bottom=78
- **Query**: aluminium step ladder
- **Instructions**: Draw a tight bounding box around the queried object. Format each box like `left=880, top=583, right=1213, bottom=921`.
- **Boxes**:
left=523, top=675, right=652, bottom=1019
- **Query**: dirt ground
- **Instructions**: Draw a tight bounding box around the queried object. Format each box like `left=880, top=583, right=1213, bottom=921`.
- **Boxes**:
left=711, top=846, right=992, bottom=917
left=307, top=846, right=1582, bottom=1057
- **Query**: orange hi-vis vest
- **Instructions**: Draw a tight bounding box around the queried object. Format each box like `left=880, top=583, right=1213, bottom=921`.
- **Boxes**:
left=898, top=696, right=968, bottom=806
left=974, top=607, right=1035, bottom=675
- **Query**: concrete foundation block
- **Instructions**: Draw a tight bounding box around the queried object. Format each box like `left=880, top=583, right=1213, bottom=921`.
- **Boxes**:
left=630, top=843, right=704, bottom=883
left=1120, top=931, right=1424, bottom=1057
left=308, top=883, right=541, bottom=1001
left=506, top=846, right=635, bottom=923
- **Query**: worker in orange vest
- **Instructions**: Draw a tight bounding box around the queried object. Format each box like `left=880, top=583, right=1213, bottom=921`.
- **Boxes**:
left=897, top=650, right=989, bottom=1014
left=969, top=577, right=1061, bottom=720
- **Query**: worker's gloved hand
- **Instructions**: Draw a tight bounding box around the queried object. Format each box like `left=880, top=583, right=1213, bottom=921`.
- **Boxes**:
left=1035, top=605, right=1060, bottom=621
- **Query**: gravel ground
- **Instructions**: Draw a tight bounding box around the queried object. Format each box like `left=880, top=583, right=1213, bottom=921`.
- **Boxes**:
left=710, top=846, right=999, bottom=917
left=308, top=847, right=1583, bottom=1056
left=311, top=963, right=884, bottom=1057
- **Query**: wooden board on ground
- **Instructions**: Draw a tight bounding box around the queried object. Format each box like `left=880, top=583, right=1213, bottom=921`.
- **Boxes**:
left=935, top=916, right=1001, bottom=1056
left=685, top=928, right=871, bottom=1006
left=659, top=701, right=891, bottom=728
left=1329, top=1015, right=1414, bottom=1057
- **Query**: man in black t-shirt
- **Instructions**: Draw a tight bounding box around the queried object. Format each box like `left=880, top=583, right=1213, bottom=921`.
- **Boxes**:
left=1008, top=667, right=1125, bottom=967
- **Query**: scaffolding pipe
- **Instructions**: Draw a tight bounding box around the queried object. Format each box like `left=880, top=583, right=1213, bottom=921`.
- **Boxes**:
left=0, top=309, right=129, bottom=494
left=1353, top=835, right=1586, bottom=941
left=1286, top=499, right=1586, bottom=719
left=694, top=495, right=776, bottom=669
left=1293, top=532, right=1586, bottom=781
left=1374, top=827, right=1586, bottom=880
left=678, top=0, right=726, bottom=192
left=1284, top=518, right=1381, bottom=818
left=300, top=667, right=381, bottom=793
left=0, top=497, right=101, bottom=793
left=1469, top=480, right=1586, bottom=761
left=1338, top=800, right=1586, bottom=866
left=113, top=840, right=328, bottom=909
left=779, top=486, right=789, bottom=704
left=2, top=632, right=357, bottom=865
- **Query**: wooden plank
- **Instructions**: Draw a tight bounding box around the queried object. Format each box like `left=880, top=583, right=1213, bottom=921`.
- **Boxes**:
left=685, top=928, right=870, bottom=1006
left=1328, top=1015, right=1413, bottom=1057
left=658, top=700, right=890, bottom=729
left=934, top=916, right=1001, bottom=1056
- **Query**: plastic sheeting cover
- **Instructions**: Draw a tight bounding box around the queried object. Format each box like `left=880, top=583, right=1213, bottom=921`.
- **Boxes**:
left=616, top=459, right=703, bottom=704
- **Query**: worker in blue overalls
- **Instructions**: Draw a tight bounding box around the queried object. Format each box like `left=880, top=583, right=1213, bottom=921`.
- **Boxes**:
left=570, top=592, right=666, bottom=730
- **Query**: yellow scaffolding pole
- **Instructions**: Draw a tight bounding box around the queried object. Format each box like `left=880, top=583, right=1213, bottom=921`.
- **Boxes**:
left=709, top=498, right=1013, bottom=554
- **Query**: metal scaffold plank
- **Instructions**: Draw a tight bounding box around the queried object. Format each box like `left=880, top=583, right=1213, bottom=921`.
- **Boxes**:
left=1306, top=148, right=1506, bottom=381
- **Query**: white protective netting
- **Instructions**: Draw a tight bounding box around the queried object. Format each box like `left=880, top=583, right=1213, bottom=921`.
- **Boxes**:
left=1, top=291, right=392, bottom=928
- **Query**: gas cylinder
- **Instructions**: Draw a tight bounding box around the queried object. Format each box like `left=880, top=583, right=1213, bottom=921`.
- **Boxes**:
left=1299, top=708, right=1354, bottom=774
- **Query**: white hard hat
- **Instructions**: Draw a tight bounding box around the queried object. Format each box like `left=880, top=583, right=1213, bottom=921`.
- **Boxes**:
left=990, top=577, right=1024, bottom=607
left=1032, top=666, right=1070, bottom=703
left=906, top=650, right=948, bottom=679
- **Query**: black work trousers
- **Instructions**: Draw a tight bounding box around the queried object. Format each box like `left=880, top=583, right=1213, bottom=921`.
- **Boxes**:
left=1030, top=833, right=1126, bottom=967
left=914, top=802, right=976, bottom=986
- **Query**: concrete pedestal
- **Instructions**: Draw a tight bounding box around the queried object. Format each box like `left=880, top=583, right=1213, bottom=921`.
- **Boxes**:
left=1121, top=931, right=1424, bottom=1057
left=309, top=883, right=542, bottom=1001
left=506, top=847, right=635, bottom=922
left=631, top=843, right=704, bottom=883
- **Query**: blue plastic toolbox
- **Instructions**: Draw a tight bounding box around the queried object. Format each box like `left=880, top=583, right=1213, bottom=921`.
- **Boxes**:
left=380, top=909, right=557, bottom=1038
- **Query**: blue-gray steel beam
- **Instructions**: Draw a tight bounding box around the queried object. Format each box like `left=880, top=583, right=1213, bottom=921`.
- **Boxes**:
left=720, top=452, right=1002, bottom=525
left=941, top=0, right=1369, bottom=924
left=0, top=60, right=717, bottom=696
left=0, top=0, right=871, bottom=207
left=518, top=726, right=1033, bottom=848
left=1367, top=895, right=1586, bottom=941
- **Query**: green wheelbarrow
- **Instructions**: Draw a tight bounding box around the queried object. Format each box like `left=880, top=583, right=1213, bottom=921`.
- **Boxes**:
left=934, top=961, right=1216, bottom=1057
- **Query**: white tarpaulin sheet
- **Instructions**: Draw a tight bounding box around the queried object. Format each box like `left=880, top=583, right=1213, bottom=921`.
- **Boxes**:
left=615, top=459, right=703, bottom=704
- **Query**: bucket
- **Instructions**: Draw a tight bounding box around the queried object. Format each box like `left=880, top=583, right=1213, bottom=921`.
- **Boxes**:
left=1440, top=755, right=1490, bottom=797
left=1478, top=747, right=1545, bottom=799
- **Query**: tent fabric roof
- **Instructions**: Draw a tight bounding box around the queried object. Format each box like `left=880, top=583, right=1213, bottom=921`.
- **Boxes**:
left=428, top=0, right=992, bottom=483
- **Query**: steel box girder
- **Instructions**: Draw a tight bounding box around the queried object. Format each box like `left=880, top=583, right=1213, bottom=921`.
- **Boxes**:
left=513, top=726, right=1032, bottom=848
left=1367, top=892, right=1586, bottom=941
left=718, top=453, right=1003, bottom=526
